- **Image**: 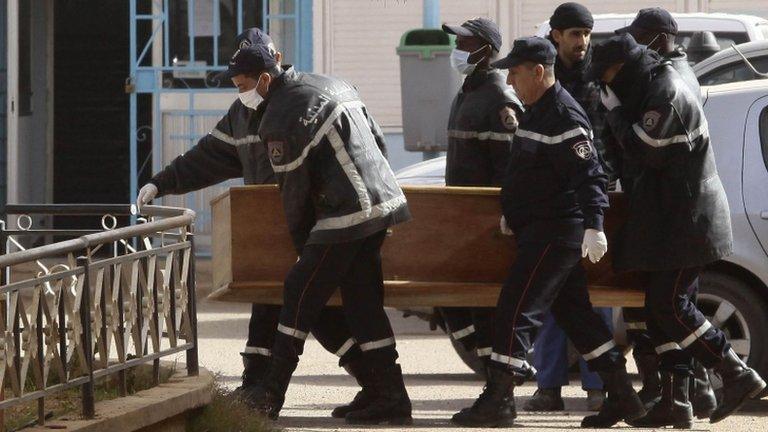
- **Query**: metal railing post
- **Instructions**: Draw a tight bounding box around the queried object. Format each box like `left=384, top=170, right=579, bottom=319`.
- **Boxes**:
left=185, top=227, right=199, bottom=376
left=78, top=254, right=95, bottom=419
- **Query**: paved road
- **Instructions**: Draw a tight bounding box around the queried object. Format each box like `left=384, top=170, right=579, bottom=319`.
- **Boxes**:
left=195, top=299, right=768, bottom=431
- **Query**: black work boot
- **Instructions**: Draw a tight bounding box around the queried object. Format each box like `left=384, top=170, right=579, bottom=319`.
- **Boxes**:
left=634, top=351, right=662, bottom=409
left=523, top=387, right=564, bottom=411
left=452, top=367, right=517, bottom=428
left=331, top=360, right=376, bottom=418
left=345, top=364, right=412, bottom=425
left=710, top=348, right=766, bottom=423
left=627, top=371, right=694, bottom=429
left=231, top=353, right=269, bottom=405
left=690, top=361, right=717, bottom=419
left=581, top=367, right=646, bottom=428
left=248, top=356, right=298, bottom=420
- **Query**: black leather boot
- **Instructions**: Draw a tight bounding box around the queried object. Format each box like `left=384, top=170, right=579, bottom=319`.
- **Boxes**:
left=247, top=356, right=297, bottom=420
left=523, top=387, right=564, bottom=411
left=690, top=361, right=717, bottom=419
left=710, top=348, right=766, bottom=423
left=627, top=371, right=694, bottom=428
left=581, top=367, right=646, bottom=428
left=634, top=351, right=662, bottom=408
left=345, top=364, right=412, bottom=425
left=231, top=353, right=269, bottom=406
left=451, top=367, right=517, bottom=428
left=331, top=360, right=376, bottom=418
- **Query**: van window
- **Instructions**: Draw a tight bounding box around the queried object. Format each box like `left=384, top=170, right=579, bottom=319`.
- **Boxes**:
left=698, top=55, right=768, bottom=86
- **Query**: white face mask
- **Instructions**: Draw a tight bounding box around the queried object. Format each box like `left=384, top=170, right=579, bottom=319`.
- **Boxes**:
left=450, top=45, right=488, bottom=75
left=238, top=87, right=260, bottom=110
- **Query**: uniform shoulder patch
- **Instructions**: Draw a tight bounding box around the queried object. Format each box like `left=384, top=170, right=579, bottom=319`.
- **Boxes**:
left=642, top=110, right=662, bottom=132
left=499, top=106, right=518, bottom=131
left=268, top=141, right=284, bottom=163
left=572, top=140, right=594, bottom=160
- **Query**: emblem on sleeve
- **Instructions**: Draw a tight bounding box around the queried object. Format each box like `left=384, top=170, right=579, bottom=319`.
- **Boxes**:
left=643, top=110, right=661, bottom=131
left=500, top=106, right=518, bottom=131
left=572, top=141, right=594, bottom=160
left=268, top=141, right=284, bottom=163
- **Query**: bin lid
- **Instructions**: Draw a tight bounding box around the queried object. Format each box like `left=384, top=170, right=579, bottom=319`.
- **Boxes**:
left=396, top=28, right=455, bottom=59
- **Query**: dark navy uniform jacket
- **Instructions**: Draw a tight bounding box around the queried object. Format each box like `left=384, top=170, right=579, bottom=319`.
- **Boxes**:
left=501, top=81, right=608, bottom=247
left=445, top=68, right=523, bottom=186
left=259, top=67, right=410, bottom=251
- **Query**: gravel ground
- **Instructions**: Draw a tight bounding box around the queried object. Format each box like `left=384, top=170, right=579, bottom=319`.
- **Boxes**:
left=195, top=298, right=768, bottom=431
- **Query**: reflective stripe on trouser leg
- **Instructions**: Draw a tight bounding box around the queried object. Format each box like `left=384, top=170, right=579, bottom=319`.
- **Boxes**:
left=243, top=346, right=272, bottom=356
left=451, top=325, right=476, bottom=340
left=334, top=338, right=357, bottom=357
left=476, top=347, right=492, bottom=357
left=582, top=340, right=617, bottom=361
left=359, top=337, right=395, bottom=352
left=277, top=323, right=309, bottom=340
left=491, top=352, right=537, bottom=375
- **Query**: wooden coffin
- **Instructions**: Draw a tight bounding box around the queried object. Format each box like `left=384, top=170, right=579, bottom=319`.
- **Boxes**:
left=208, top=185, right=643, bottom=307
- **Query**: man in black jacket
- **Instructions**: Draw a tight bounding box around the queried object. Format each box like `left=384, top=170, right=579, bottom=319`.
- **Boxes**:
left=614, top=8, right=717, bottom=421
left=135, top=29, right=370, bottom=419
left=452, top=37, right=645, bottom=429
left=590, top=33, right=766, bottom=426
left=440, top=16, right=523, bottom=370
left=238, top=45, right=412, bottom=425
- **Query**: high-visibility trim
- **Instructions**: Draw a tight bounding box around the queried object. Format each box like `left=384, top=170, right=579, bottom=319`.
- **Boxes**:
left=359, top=337, right=395, bottom=352
left=655, top=342, right=682, bottom=354
left=680, top=321, right=712, bottom=349
left=515, top=126, right=592, bottom=145
left=243, top=346, right=271, bottom=356
left=271, top=100, right=365, bottom=173
left=451, top=325, right=476, bottom=340
left=312, top=194, right=407, bottom=231
left=277, top=323, right=308, bottom=340
left=632, top=121, right=708, bottom=148
left=334, top=338, right=357, bottom=357
left=476, top=347, right=492, bottom=357
left=447, top=129, right=515, bottom=141
left=491, top=352, right=531, bottom=369
left=209, top=128, right=260, bottom=146
left=582, top=340, right=616, bottom=361
left=327, top=127, right=372, bottom=213
left=625, top=322, right=648, bottom=330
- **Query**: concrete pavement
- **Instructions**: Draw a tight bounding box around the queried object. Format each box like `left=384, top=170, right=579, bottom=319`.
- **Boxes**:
left=195, top=299, right=768, bottom=431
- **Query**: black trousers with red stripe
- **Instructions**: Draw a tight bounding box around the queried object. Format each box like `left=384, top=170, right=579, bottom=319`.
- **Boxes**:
left=491, top=240, right=623, bottom=376
left=643, top=267, right=729, bottom=369
left=246, top=304, right=362, bottom=366
left=272, top=230, right=398, bottom=367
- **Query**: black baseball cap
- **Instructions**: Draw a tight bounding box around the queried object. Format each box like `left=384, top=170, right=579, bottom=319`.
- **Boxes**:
left=615, top=8, right=678, bottom=36
left=491, top=37, right=556, bottom=69
left=216, top=44, right=277, bottom=81
left=585, top=33, right=643, bottom=81
left=235, top=27, right=275, bottom=50
left=442, top=17, right=502, bottom=52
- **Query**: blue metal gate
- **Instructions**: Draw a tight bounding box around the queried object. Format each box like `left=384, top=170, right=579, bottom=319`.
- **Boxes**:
left=128, top=0, right=312, bottom=253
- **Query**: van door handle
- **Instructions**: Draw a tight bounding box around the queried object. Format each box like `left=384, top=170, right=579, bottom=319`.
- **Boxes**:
left=761, top=211, right=768, bottom=220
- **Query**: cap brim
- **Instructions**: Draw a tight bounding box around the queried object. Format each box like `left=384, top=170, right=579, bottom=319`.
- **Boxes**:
left=442, top=23, right=474, bottom=37
left=214, top=69, right=236, bottom=82
left=614, top=25, right=632, bottom=35
left=490, top=56, right=525, bottom=70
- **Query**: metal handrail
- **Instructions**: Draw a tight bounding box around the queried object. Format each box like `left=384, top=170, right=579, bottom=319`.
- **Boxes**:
left=0, top=204, right=199, bottom=427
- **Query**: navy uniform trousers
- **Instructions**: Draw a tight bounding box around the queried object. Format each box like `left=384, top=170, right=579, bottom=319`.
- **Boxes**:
left=270, top=230, right=399, bottom=367
left=491, top=239, right=624, bottom=376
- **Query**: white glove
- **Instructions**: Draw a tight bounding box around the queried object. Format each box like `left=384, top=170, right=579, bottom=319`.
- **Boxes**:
left=500, top=216, right=514, bottom=236
left=136, top=183, right=158, bottom=212
left=600, top=86, right=622, bottom=111
left=582, top=228, right=608, bottom=263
